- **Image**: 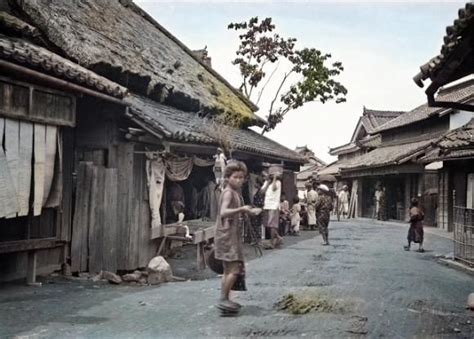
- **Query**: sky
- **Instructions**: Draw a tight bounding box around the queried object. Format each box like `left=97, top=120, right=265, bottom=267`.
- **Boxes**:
left=135, top=0, right=467, bottom=163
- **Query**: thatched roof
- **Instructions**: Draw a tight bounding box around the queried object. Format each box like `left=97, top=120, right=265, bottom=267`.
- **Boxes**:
left=125, top=94, right=304, bottom=163
left=15, top=0, right=258, bottom=123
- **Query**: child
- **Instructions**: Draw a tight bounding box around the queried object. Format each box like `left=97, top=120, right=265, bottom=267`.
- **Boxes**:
left=214, top=161, right=260, bottom=314
left=279, top=192, right=290, bottom=236
left=290, top=197, right=302, bottom=235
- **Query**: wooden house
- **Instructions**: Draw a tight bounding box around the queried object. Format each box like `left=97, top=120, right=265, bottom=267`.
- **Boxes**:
left=0, top=0, right=303, bottom=282
left=412, top=3, right=474, bottom=264
left=0, top=9, right=127, bottom=282
left=295, top=146, right=326, bottom=194
left=340, top=80, right=474, bottom=225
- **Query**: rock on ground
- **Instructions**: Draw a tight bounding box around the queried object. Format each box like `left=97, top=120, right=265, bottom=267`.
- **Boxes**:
left=147, top=256, right=173, bottom=285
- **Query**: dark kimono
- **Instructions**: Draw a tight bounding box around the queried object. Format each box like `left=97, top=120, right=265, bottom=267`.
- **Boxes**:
left=316, top=195, right=334, bottom=236
left=408, top=206, right=424, bottom=243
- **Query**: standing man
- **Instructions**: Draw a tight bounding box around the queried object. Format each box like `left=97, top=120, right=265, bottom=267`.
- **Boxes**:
left=262, top=173, right=283, bottom=248
left=338, top=185, right=350, bottom=218
left=315, top=184, right=334, bottom=246
left=305, top=182, right=318, bottom=230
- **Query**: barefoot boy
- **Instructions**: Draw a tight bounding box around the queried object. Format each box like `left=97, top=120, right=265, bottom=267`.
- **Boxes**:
left=214, top=161, right=260, bottom=313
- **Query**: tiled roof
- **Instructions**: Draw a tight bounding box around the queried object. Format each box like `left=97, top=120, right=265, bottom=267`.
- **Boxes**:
left=358, top=134, right=382, bottom=148
left=329, top=142, right=360, bottom=156
left=375, top=79, right=474, bottom=133
left=361, top=107, right=405, bottom=134
left=420, top=119, right=474, bottom=162
left=17, top=0, right=258, bottom=122
left=318, top=159, right=351, bottom=176
left=414, top=2, right=474, bottom=86
left=0, top=34, right=127, bottom=98
left=125, top=94, right=304, bottom=163
left=340, top=138, right=436, bottom=171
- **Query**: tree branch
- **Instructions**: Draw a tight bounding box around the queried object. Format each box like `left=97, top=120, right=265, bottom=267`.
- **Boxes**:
left=256, top=61, right=280, bottom=106
left=269, top=70, right=293, bottom=116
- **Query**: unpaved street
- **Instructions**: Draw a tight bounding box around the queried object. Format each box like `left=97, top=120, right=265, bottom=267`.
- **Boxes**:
left=1, top=219, right=473, bottom=338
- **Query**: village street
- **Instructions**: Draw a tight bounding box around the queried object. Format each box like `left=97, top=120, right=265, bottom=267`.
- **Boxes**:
left=1, top=219, right=473, bottom=338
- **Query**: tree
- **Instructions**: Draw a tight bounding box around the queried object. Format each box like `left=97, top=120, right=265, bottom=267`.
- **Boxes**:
left=228, top=17, right=348, bottom=133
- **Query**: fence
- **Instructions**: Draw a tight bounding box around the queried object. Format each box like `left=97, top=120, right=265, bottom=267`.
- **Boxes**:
left=453, top=206, right=474, bottom=266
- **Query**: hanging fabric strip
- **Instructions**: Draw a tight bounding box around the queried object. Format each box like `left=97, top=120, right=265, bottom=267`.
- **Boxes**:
left=165, top=157, right=194, bottom=181
left=146, top=154, right=166, bottom=227
left=45, top=129, right=62, bottom=208
left=0, top=118, right=19, bottom=218
left=33, top=124, right=46, bottom=216
left=17, top=121, right=33, bottom=216
left=43, top=125, right=58, bottom=206
left=193, top=156, right=214, bottom=167
left=4, top=119, right=20, bottom=218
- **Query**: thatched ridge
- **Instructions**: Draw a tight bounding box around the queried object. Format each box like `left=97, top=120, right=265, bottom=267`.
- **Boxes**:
left=15, top=0, right=258, bottom=123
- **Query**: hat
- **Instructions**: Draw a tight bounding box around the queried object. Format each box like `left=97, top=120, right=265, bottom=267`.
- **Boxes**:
left=318, top=184, right=329, bottom=192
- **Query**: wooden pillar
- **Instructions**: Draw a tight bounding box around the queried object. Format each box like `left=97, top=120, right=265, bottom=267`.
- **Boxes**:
left=26, top=251, right=41, bottom=286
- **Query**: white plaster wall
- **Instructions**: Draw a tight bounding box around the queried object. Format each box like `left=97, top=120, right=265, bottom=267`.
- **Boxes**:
left=449, top=110, right=474, bottom=130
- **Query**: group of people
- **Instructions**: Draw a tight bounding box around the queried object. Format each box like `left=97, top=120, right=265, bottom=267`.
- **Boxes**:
left=213, top=161, right=336, bottom=314
left=213, top=160, right=425, bottom=315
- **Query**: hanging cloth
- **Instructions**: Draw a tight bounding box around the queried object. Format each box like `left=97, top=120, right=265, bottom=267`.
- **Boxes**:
left=0, top=118, right=19, bottom=218
left=165, top=157, right=194, bottom=181
left=146, top=154, right=166, bottom=227
left=193, top=156, right=214, bottom=167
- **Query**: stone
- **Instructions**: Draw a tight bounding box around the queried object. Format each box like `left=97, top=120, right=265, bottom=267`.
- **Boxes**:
left=122, top=272, right=142, bottom=283
left=453, top=328, right=461, bottom=333
left=147, top=256, right=173, bottom=285
left=102, top=271, right=122, bottom=285
left=91, top=271, right=104, bottom=282
left=468, top=293, right=474, bottom=310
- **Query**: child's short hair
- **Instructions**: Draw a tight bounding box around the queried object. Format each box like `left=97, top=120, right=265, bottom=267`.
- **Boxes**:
left=224, top=160, right=247, bottom=178
left=293, top=197, right=300, bottom=204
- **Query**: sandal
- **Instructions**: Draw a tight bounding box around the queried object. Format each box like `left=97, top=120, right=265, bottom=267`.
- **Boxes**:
left=404, top=246, right=410, bottom=251
left=417, top=248, right=425, bottom=253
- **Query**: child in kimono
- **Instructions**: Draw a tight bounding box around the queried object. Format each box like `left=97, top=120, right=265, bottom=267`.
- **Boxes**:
left=290, top=197, right=302, bottom=235
left=214, top=161, right=260, bottom=313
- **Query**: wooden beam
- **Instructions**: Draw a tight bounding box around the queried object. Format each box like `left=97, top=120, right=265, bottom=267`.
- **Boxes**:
left=0, top=238, right=64, bottom=254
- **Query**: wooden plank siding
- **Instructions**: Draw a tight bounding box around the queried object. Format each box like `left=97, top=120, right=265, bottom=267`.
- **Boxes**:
left=0, top=77, right=75, bottom=127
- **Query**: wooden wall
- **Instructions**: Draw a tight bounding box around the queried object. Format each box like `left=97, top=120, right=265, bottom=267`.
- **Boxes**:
left=70, top=99, right=157, bottom=273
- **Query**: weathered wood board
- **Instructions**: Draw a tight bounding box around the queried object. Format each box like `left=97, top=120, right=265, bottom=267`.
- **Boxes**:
left=70, top=162, right=93, bottom=273
left=43, top=125, right=57, bottom=206
left=102, top=168, right=118, bottom=272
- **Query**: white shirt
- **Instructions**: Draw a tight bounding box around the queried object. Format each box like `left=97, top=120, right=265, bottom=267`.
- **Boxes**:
left=263, top=180, right=281, bottom=210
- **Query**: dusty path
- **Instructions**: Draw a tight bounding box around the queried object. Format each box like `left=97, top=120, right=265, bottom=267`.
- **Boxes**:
left=1, top=219, right=473, bottom=338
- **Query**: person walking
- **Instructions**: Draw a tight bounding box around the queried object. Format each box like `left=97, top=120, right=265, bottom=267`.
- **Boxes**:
left=338, top=185, right=349, bottom=218
left=262, top=174, right=283, bottom=248
left=315, top=184, right=334, bottom=246
left=404, top=198, right=425, bottom=253
left=214, top=161, right=260, bottom=314
left=305, top=182, right=318, bottom=230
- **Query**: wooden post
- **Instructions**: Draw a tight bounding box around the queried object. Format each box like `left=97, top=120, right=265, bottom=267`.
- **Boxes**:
left=26, top=251, right=41, bottom=286
left=197, top=243, right=206, bottom=270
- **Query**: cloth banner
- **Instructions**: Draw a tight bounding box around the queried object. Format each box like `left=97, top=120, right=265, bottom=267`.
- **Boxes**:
left=146, top=154, right=166, bottom=227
